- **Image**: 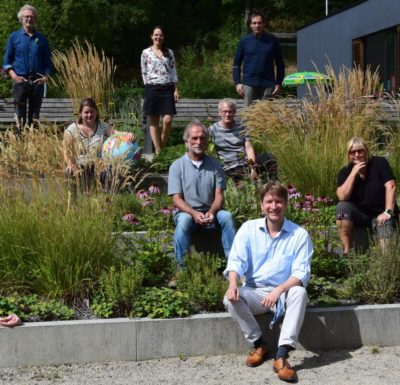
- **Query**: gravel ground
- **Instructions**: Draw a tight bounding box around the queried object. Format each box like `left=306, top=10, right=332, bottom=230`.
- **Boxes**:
left=1, top=346, right=399, bottom=385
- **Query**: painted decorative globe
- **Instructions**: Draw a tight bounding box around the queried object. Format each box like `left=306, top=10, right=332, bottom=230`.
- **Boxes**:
left=102, top=134, right=142, bottom=162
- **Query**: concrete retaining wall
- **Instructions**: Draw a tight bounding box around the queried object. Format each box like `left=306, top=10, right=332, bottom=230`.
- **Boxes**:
left=1, top=304, right=399, bottom=368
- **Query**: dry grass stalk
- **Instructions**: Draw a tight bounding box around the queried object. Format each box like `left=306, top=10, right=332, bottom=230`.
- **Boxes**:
left=0, top=123, right=65, bottom=180
left=51, top=39, right=116, bottom=119
left=0, top=123, right=144, bottom=196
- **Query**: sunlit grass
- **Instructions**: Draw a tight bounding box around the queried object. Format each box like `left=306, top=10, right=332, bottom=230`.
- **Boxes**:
left=51, top=39, right=115, bottom=119
left=241, top=66, right=389, bottom=197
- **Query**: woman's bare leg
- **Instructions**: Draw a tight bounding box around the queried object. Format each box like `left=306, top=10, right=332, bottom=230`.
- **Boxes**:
left=336, top=219, right=353, bottom=254
left=161, top=114, right=173, bottom=148
left=149, top=115, right=162, bottom=154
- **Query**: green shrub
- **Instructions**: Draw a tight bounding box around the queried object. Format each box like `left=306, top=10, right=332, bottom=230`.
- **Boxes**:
left=176, top=251, right=227, bottom=312
left=126, top=231, right=175, bottom=287
left=91, top=262, right=144, bottom=317
left=224, top=179, right=261, bottom=227
left=0, top=295, right=74, bottom=321
left=345, top=234, right=400, bottom=303
left=0, top=71, right=12, bottom=98
left=132, top=287, right=194, bottom=318
left=178, top=45, right=236, bottom=98
left=151, top=144, right=186, bottom=173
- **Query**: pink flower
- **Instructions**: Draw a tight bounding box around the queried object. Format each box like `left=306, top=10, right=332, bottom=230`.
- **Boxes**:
left=136, top=190, right=149, bottom=199
left=304, top=193, right=315, bottom=202
left=148, top=182, right=161, bottom=195
left=315, top=196, right=334, bottom=206
left=160, top=207, right=172, bottom=215
left=289, top=192, right=301, bottom=199
left=142, top=198, right=154, bottom=207
left=122, top=212, right=140, bottom=225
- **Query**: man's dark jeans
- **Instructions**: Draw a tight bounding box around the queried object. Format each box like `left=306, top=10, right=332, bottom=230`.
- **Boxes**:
left=13, top=80, right=44, bottom=128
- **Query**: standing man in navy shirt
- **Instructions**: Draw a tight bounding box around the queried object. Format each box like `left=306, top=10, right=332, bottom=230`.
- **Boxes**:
left=3, top=4, right=52, bottom=129
left=233, top=12, right=285, bottom=107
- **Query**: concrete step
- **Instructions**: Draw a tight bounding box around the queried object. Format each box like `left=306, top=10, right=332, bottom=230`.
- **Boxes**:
left=1, top=304, right=399, bottom=368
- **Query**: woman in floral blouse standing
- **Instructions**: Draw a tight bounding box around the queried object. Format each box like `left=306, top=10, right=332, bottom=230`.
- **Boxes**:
left=141, top=26, right=179, bottom=154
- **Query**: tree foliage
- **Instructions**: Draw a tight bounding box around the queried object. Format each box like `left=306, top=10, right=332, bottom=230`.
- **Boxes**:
left=1, top=0, right=360, bottom=82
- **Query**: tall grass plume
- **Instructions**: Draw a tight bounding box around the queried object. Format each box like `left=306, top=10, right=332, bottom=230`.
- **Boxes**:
left=241, top=66, right=388, bottom=197
left=51, top=39, right=115, bottom=119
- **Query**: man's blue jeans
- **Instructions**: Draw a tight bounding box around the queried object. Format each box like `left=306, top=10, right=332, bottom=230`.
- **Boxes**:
left=173, top=210, right=236, bottom=266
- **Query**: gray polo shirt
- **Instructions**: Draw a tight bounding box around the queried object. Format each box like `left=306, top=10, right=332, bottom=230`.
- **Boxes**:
left=168, top=153, right=226, bottom=211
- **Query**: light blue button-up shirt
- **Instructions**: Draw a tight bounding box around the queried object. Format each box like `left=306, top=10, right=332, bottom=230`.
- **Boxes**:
left=224, top=217, right=313, bottom=287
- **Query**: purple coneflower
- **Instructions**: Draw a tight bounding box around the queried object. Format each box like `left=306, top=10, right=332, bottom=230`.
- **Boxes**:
left=122, top=212, right=140, bottom=225
left=136, top=190, right=148, bottom=199
left=294, top=202, right=302, bottom=210
left=304, top=193, right=315, bottom=202
left=148, top=182, right=161, bottom=195
left=142, top=198, right=154, bottom=207
left=160, top=207, right=172, bottom=215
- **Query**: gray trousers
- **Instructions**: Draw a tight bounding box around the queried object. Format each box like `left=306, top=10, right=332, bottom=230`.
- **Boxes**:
left=243, top=85, right=273, bottom=107
left=224, top=285, right=308, bottom=348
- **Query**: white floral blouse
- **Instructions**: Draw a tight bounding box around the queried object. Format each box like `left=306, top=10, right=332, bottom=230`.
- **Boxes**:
left=140, top=47, right=178, bottom=85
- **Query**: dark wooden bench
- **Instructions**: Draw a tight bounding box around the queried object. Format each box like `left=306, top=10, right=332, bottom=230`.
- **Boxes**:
left=0, top=98, right=75, bottom=128
left=142, top=98, right=245, bottom=153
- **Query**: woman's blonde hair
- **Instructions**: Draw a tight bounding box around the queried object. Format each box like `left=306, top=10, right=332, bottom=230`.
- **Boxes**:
left=347, top=137, right=371, bottom=162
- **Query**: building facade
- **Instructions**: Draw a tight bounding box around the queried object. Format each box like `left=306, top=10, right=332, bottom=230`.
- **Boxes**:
left=297, top=0, right=400, bottom=93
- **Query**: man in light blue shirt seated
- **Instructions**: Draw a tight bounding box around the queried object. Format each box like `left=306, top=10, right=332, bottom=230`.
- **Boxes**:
left=168, top=120, right=236, bottom=267
left=224, top=181, right=313, bottom=382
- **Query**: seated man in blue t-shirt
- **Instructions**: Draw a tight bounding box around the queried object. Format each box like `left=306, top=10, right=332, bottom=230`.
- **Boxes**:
left=208, top=98, right=277, bottom=182
left=168, top=120, right=236, bottom=267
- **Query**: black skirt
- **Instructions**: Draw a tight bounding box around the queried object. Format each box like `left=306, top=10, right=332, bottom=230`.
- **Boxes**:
left=143, top=83, right=177, bottom=116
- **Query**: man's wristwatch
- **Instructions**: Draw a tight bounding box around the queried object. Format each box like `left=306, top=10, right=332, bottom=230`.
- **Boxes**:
left=384, top=209, right=394, bottom=219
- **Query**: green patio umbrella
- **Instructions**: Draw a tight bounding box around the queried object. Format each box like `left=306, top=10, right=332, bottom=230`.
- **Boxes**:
left=282, top=71, right=331, bottom=87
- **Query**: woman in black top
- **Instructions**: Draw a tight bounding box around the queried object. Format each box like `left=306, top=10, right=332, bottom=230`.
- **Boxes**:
left=336, top=137, right=397, bottom=253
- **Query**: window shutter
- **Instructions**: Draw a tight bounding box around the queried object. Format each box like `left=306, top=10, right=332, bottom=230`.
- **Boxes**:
left=352, top=38, right=364, bottom=69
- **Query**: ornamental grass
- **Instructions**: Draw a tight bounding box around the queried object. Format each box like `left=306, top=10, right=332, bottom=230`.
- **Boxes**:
left=241, top=66, right=389, bottom=197
left=51, top=39, right=115, bottom=119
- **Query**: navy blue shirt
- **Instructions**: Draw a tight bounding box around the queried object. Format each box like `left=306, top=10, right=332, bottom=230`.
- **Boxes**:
left=3, top=28, right=52, bottom=76
left=232, top=32, right=285, bottom=87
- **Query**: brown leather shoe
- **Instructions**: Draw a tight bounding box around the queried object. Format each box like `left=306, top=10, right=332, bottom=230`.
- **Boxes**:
left=273, top=358, right=297, bottom=382
left=245, top=346, right=267, bottom=367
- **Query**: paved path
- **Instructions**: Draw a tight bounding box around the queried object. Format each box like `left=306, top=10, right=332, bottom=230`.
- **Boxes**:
left=1, top=346, right=399, bottom=385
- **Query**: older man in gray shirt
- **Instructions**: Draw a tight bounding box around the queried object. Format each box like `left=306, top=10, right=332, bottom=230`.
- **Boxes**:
left=168, top=120, right=236, bottom=267
left=209, top=98, right=277, bottom=182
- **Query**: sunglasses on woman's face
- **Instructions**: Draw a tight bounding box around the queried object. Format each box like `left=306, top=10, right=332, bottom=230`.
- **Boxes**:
left=349, top=148, right=365, bottom=156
